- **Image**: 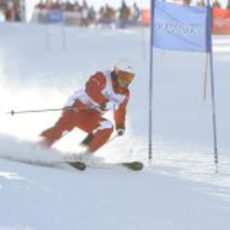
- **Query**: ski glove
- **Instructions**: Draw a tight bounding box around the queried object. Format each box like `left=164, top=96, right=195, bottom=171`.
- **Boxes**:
left=99, top=101, right=114, bottom=112
left=117, top=128, right=125, bottom=136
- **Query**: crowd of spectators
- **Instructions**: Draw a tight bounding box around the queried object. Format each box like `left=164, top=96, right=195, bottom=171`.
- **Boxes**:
left=185, top=0, right=229, bottom=8
left=1, top=0, right=230, bottom=26
left=31, top=0, right=230, bottom=27
left=0, top=0, right=25, bottom=22
left=32, top=0, right=141, bottom=28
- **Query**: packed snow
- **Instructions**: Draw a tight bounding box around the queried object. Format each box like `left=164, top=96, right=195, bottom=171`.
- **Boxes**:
left=0, top=22, right=230, bottom=230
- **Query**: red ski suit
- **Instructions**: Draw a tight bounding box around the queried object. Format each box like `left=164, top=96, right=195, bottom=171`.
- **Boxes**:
left=40, top=70, right=130, bottom=152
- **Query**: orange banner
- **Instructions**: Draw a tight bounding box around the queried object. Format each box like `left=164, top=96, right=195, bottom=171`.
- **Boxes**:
left=212, top=7, right=230, bottom=34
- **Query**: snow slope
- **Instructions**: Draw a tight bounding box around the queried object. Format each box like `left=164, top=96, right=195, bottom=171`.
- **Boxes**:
left=0, top=22, right=230, bottom=230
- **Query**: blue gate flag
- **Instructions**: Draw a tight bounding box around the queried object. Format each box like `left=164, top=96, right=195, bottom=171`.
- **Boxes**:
left=152, top=1, right=211, bottom=52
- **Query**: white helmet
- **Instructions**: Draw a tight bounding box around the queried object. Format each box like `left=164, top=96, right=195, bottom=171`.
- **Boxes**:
left=113, top=60, right=135, bottom=75
left=113, top=60, right=135, bottom=86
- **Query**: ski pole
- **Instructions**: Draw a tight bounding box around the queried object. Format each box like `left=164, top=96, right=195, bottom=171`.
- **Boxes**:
left=7, top=106, right=101, bottom=116
left=7, top=108, right=64, bottom=116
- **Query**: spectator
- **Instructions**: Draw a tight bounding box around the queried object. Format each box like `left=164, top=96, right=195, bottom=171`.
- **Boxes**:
left=183, top=0, right=192, bottom=6
left=227, top=0, right=230, bottom=9
left=88, top=6, right=96, bottom=25
left=212, top=0, right=221, bottom=8
left=80, top=3, right=89, bottom=27
left=34, top=0, right=47, bottom=23
left=118, top=0, right=131, bottom=28
left=197, top=0, right=205, bottom=7
left=130, top=2, right=140, bottom=23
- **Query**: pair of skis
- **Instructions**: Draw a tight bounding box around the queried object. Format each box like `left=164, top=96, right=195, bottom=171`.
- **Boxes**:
left=0, top=154, right=144, bottom=172
left=67, top=160, right=144, bottom=171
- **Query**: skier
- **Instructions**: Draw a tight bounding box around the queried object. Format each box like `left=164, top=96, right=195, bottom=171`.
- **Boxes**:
left=39, top=61, right=135, bottom=155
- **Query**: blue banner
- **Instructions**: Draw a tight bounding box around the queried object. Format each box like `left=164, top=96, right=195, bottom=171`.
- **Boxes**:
left=152, top=1, right=211, bottom=52
left=47, top=10, right=64, bottom=23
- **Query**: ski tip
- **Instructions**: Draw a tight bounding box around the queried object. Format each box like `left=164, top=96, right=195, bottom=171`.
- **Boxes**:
left=68, top=161, right=86, bottom=171
left=122, top=161, right=144, bottom=171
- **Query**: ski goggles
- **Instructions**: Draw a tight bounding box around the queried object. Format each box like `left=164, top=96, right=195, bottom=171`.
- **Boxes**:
left=116, top=70, right=135, bottom=85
